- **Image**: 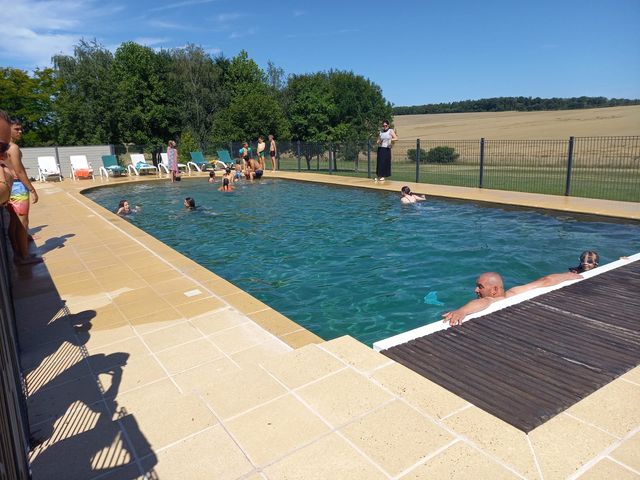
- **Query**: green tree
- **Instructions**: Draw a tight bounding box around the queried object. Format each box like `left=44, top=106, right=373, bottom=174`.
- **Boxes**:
left=53, top=39, right=116, bottom=145
left=284, top=73, right=335, bottom=142
left=169, top=44, right=226, bottom=147
left=111, top=42, right=179, bottom=145
left=0, top=67, right=60, bottom=145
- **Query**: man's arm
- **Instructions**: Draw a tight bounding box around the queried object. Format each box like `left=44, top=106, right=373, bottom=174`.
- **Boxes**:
left=7, top=144, right=38, bottom=203
left=442, top=297, right=500, bottom=326
left=506, top=272, right=582, bottom=298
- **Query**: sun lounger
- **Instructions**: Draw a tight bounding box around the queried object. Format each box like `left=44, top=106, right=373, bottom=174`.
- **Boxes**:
left=69, top=155, right=94, bottom=180
left=127, top=154, right=158, bottom=176
left=37, top=156, right=63, bottom=182
left=99, top=155, right=126, bottom=178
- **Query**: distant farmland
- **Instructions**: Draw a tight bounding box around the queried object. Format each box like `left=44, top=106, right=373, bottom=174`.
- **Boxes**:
left=392, top=105, right=640, bottom=140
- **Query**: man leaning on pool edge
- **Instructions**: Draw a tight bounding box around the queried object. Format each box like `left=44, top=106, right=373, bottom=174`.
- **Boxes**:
left=442, top=270, right=582, bottom=326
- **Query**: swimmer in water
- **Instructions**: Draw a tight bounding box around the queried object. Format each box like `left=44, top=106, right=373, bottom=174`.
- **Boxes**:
left=400, top=186, right=426, bottom=204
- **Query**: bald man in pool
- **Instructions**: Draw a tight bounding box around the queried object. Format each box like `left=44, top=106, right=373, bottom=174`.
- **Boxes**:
left=442, top=270, right=582, bottom=326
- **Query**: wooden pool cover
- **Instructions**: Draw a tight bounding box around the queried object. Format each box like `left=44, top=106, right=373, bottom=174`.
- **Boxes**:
left=382, top=260, right=640, bottom=433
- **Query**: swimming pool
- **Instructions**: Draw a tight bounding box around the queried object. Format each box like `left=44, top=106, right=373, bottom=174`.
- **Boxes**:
left=86, top=179, right=639, bottom=345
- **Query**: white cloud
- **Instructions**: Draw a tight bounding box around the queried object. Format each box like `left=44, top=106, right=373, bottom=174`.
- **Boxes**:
left=0, top=0, right=125, bottom=69
left=150, top=0, right=217, bottom=13
left=133, top=37, right=170, bottom=47
left=293, top=9, right=305, bottom=17
left=229, top=28, right=255, bottom=39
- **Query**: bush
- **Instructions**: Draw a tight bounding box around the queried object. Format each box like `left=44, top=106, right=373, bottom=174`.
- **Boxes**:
left=425, top=146, right=459, bottom=163
left=178, top=130, right=200, bottom=163
left=407, top=148, right=428, bottom=162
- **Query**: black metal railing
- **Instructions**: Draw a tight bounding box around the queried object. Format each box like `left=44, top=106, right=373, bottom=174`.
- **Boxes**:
left=111, top=136, right=640, bottom=202
left=0, top=211, right=31, bottom=480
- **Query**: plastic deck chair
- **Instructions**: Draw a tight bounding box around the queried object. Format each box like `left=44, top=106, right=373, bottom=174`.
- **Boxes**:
left=69, top=155, right=94, bottom=180
left=215, top=150, right=235, bottom=169
left=99, top=155, right=126, bottom=178
left=159, top=152, right=187, bottom=174
left=127, top=154, right=158, bottom=176
left=37, top=156, right=63, bottom=182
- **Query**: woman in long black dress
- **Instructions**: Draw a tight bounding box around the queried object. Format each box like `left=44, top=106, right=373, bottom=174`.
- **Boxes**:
left=375, top=120, right=398, bottom=181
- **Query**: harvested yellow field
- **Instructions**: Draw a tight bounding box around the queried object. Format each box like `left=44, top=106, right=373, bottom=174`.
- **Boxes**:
left=393, top=105, right=640, bottom=140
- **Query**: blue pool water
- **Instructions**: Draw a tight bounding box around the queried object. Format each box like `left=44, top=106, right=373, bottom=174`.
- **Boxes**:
left=86, top=179, right=639, bottom=345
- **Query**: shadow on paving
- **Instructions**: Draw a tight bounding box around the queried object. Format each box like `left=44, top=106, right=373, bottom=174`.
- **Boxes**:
left=11, top=224, right=158, bottom=480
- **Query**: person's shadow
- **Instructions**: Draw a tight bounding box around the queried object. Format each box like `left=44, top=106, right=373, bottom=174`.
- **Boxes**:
left=23, top=306, right=157, bottom=479
left=35, top=233, right=75, bottom=254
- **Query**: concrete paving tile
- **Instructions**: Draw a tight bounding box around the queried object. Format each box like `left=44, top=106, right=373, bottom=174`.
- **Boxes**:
left=133, top=262, right=175, bottom=278
left=24, top=342, right=91, bottom=395
left=298, top=369, right=393, bottom=427
left=222, top=291, right=270, bottom=314
left=30, top=403, right=137, bottom=480
left=137, top=267, right=184, bottom=285
left=621, top=367, right=640, bottom=386
left=278, top=329, right=325, bottom=348
left=128, top=307, right=185, bottom=335
left=341, top=400, right=454, bottom=477
left=444, top=405, right=540, bottom=479
left=174, top=296, right=226, bottom=319
left=96, top=353, right=167, bottom=396
left=578, top=458, right=639, bottom=479
left=28, top=374, right=103, bottom=426
left=53, top=269, right=95, bottom=287
left=320, top=335, right=390, bottom=373
left=261, top=344, right=346, bottom=389
left=86, top=336, right=150, bottom=361
left=202, top=277, right=243, bottom=296
left=610, top=431, right=640, bottom=472
left=141, top=425, right=253, bottom=480
left=111, top=287, right=163, bottom=307
left=400, top=441, right=520, bottom=479
left=117, top=296, right=173, bottom=320
left=372, top=361, right=469, bottom=420
left=248, top=309, right=302, bottom=336
left=118, top=389, right=218, bottom=452
left=199, top=365, right=287, bottom=420
left=142, top=321, right=203, bottom=352
left=529, top=413, right=617, bottom=479
left=155, top=338, right=224, bottom=375
left=230, top=339, right=292, bottom=370
left=189, top=307, right=248, bottom=335
left=97, top=274, right=143, bottom=292
left=151, top=276, right=201, bottom=296
left=83, top=321, right=137, bottom=350
left=209, top=321, right=275, bottom=355
left=264, top=433, right=386, bottom=480
left=226, top=394, right=330, bottom=467
left=566, top=380, right=640, bottom=438
left=173, top=357, right=241, bottom=393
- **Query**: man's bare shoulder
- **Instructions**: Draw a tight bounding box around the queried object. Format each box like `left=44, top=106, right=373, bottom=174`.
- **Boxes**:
left=7, top=143, right=22, bottom=165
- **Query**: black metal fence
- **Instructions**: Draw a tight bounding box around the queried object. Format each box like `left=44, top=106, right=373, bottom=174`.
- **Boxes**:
left=113, top=136, right=640, bottom=202
left=0, top=211, right=31, bottom=480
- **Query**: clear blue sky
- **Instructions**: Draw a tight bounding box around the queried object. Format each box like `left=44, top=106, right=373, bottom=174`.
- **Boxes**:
left=2, top=0, right=639, bottom=106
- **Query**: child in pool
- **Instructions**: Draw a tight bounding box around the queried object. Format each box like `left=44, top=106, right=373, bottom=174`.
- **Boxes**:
left=208, top=171, right=216, bottom=183
left=400, top=186, right=426, bottom=204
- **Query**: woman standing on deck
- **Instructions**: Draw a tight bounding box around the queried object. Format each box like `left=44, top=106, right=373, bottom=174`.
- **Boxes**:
left=375, top=120, right=397, bottom=182
left=167, top=140, right=178, bottom=182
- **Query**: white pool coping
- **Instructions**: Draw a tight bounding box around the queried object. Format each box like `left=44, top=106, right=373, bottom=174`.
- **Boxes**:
left=373, top=252, right=640, bottom=352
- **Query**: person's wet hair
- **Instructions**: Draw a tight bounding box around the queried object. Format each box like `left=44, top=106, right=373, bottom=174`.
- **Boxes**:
left=569, top=250, right=599, bottom=273
left=184, top=197, right=196, bottom=209
left=401, top=186, right=411, bottom=195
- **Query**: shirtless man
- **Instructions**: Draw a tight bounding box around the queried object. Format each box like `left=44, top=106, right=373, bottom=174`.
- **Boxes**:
left=400, top=186, right=426, bottom=204
left=6, top=118, right=41, bottom=264
left=245, top=157, right=263, bottom=180
left=442, top=271, right=582, bottom=326
left=0, top=111, right=14, bottom=205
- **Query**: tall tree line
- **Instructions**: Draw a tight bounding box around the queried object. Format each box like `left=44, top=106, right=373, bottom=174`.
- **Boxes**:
left=0, top=40, right=392, bottom=147
left=394, top=96, right=640, bottom=115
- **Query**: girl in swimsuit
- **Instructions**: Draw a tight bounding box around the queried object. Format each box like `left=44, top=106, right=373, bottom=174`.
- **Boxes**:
left=257, top=136, right=266, bottom=170
left=268, top=134, right=277, bottom=171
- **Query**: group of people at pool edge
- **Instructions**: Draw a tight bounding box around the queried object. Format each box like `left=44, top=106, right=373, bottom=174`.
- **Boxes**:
left=0, top=111, right=42, bottom=265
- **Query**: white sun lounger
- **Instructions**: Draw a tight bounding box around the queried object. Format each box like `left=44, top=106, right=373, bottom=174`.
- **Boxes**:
left=37, top=156, right=63, bottom=182
left=69, top=155, right=94, bottom=180
left=127, top=154, right=158, bottom=176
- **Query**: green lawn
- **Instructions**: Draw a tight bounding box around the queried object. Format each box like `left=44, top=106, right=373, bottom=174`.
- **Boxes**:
left=277, top=157, right=640, bottom=202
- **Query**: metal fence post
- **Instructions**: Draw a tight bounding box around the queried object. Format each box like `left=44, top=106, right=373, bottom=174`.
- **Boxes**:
left=228, top=142, right=233, bottom=159
left=415, top=139, right=421, bottom=183
left=329, top=143, right=333, bottom=174
left=565, top=136, right=575, bottom=196
left=367, top=140, right=372, bottom=178
left=479, top=137, right=485, bottom=188
left=297, top=140, right=301, bottom=172
left=316, top=142, right=320, bottom=171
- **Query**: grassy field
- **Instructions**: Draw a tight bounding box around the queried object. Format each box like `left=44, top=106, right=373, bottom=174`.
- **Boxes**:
left=272, top=107, right=640, bottom=202
left=392, top=105, right=640, bottom=140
